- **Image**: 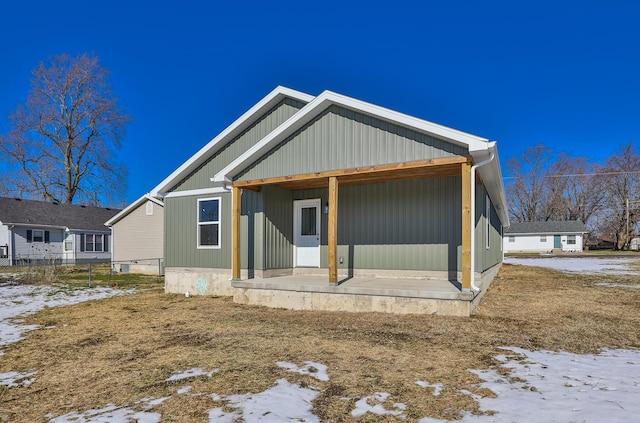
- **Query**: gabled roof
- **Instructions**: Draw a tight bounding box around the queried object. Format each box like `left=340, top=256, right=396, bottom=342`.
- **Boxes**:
left=213, top=90, right=491, bottom=184
left=0, top=197, right=120, bottom=232
left=505, top=220, right=587, bottom=235
left=211, top=89, right=509, bottom=225
left=149, top=86, right=314, bottom=197
left=104, top=194, right=163, bottom=227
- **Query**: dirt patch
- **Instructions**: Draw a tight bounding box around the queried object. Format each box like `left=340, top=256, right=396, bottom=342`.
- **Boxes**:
left=1, top=264, right=639, bottom=422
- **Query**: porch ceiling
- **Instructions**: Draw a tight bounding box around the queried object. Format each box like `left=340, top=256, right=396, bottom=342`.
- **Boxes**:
left=232, top=156, right=471, bottom=191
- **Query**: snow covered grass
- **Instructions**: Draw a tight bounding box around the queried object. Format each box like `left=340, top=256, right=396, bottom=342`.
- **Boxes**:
left=0, top=281, right=133, bottom=355
left=504, top=256, right=639, bottom=276
left=0, top=264, right=639, bottom=422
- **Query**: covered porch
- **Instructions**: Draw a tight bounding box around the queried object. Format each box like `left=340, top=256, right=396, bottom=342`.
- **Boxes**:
left=230, top=156, right=476, bottom=296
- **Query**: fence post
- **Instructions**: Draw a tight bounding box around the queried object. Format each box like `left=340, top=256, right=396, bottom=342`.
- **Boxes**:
left=88, top=262, right=92, bottom=288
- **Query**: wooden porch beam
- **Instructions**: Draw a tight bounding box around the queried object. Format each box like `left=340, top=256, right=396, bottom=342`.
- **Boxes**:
left=328, top=176, right=338, bottom=285
left=232, top=156, right=472, bottom=189
left=461, top=162, right=471, bottom=290
left=232, top=186, right=242, bottom=280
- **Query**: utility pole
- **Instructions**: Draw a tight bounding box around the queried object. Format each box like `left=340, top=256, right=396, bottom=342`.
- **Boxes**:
left=626, top=197, right=629, bottom=250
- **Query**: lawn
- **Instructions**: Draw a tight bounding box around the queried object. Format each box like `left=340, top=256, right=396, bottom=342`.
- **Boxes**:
left=1, top=263, right=639, bottom=422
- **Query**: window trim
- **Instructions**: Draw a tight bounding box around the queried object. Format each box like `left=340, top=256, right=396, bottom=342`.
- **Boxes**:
left=32, top=229, right=45, bottom=243
left=540, top=235, right=547, bottom=243
left=84, top=233, right=105, bottom=253
left=197, top=197, right=221, bottom=249
left=508, top=236, right=515, bottom=243
left=567, top=235, right=577, bottom=245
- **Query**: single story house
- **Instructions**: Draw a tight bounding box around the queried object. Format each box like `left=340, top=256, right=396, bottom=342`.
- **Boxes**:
left=149, top=86, right=510, bottom=316
left=503, top=220, right=587, bottom=253
left=105, top=194, right=164, bottom=274
left=0, top=197, right=120, bottom=266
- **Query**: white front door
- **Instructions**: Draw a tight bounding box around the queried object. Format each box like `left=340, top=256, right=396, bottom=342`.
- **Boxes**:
left=294, top=199, right=321, bottom=267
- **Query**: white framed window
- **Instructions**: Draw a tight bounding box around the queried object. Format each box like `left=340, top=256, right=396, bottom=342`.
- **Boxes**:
left=33, top=230, right=44, bottom=243
left=146, top=201, right=154, bottom=216
left=197, top=197, right=221, bottom=248
left=27, top=229, right=49, bottom=243
left=508, top=236, right=515, bottom=243
left=567, top=235, right=576, bottom=245
left=540, top=235, right=547, bottom=242
left=84, top=234, right=105, bottom=252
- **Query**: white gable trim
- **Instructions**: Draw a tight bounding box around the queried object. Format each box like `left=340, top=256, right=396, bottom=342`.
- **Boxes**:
left=212, top=90, right=491, bottom=184
left=150, top=86, right=314, bottom=197
left=163, top=187, right=230, bottom=199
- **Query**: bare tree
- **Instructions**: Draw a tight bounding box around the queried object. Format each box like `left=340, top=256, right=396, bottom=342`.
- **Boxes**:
left=506, top=144, right=554, bottom=222
left=548, top=155, right=605, bottom=226
left=1, top=53, right=130, bottom=205
left=599, top=143, right=640, bottom=249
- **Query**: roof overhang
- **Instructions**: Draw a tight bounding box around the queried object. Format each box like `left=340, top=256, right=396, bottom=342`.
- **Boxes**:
left=213, top=90, right=490, bottom=185
left=213, top=89, right=510, bottom=226
left=3, top=223, right=68, bottom=230
left=149, top=86, right=314, bottom=198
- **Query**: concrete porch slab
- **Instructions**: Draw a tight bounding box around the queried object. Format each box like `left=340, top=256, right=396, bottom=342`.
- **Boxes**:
left=231, top=275, right=474, bottom=301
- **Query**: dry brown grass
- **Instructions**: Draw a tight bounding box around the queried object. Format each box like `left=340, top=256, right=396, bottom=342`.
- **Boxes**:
left=1, top=264, right=639, bottom=422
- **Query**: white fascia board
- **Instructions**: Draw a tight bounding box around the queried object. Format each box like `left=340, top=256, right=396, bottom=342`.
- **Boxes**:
left=214, top=90, right=492, bottom=183
left=163, top=186, right=231, bottom=199
left=104, top=194, right=164, bottom=227
left=7, top=223, right=67, bottom=230
left=150, top=86, right=314, bottom=197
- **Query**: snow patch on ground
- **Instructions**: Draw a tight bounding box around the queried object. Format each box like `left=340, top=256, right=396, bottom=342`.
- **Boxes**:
left=207, top=378, right=320, bottom=423
left=416, top=380, right=443, bottom=396
left=351, top=392, right=407, bottom=418
left=0, top=283, right=132, bottom=355
left=165, top=367, right=218, bottom=382
left=0, top=370, right=37, bottom=388
left=419, top=347, right=640, bottom=422
left=47, top=397, right=169, bottom=423
left=277, top=360, right=330, bottom=381
left=504, top=257, right=638, bottom=275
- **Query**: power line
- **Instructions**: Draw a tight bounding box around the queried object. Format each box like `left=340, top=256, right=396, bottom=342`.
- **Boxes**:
left=504, top=169, right=640, bottom=180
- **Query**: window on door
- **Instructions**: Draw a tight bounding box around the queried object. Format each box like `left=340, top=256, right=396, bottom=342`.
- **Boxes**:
left=300, top=207, right=317, bottom=236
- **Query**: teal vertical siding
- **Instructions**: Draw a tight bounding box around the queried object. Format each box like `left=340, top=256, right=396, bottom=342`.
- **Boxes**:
left=290, top=176, right=462, bottom=272
left=165, top=193, right=232, bottom=268
left=238, top=105, right=468, bottom=182
left=166, top=191, right=266, bottom=271
left=171, top=98, right=306, bottom=192
left=263, top=186, right=294, bottom=269
left=474, top=184, right=503, bottom=272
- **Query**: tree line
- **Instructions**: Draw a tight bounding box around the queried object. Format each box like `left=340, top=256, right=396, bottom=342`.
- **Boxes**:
left=506, top=143, right=640, bottom=249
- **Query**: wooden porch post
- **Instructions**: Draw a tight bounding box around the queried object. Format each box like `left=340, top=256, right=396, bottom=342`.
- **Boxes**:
left=232, top=186, right=242, bottom=280
left=461, top=162, right=471, bottom=290
left=328, top=176, right=338, bottom=285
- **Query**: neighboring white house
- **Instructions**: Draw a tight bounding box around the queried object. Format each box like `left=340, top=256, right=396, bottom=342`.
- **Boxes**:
left=104, top=194, right=164, bottom=274
left=503, top=220, right=587, bottom=253
left=0, top=197, right=120, bottom=266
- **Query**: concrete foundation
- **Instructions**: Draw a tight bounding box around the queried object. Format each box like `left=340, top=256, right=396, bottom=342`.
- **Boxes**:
left=164, top=263, right=502, bottom=316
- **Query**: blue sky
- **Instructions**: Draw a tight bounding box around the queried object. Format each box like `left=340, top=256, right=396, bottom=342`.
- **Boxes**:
left=1, top=1, right=639, bottom=205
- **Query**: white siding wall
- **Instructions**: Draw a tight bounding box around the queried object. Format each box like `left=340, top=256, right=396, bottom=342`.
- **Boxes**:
left=0, top=225, right=9, bottom=246
left=504, top=234, right=583, bottom=252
